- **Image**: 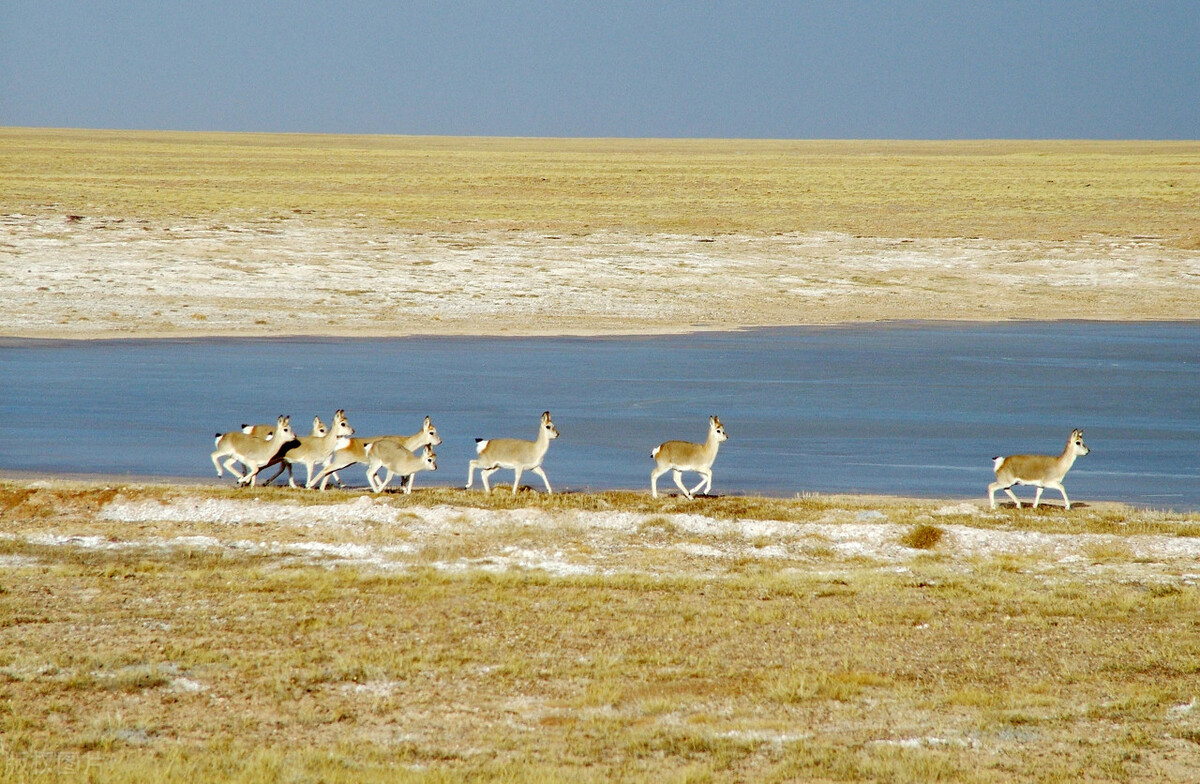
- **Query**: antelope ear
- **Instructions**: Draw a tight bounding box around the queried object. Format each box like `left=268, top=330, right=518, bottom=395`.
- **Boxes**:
left=424, top=416, right=432, bottom=427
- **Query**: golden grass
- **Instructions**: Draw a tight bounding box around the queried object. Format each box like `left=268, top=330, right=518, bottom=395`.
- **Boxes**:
left=3, top=128, right=1198, bottom=247
left=2, top=479, right=1200, bottom=781
left=900, top=523, right=945, bottom=550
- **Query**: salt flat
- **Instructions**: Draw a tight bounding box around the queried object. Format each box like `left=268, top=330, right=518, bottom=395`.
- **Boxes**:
left=3, top=214, right=1198, bottom=339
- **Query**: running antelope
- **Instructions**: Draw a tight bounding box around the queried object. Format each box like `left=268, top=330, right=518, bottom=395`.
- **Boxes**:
left=365, top=443, right=437, bottom=494
left=467, top=411, right=559, bottom=493
left=651, top=416, right=727, bottom=499
left=309, top=416, right=442, bottom=490
left=267, top=414, right=329, bottom=475
left=210, top=415, right=298, bottom=487
left=261, top=410, right=354, bottom=488
left=239, top=415, right=322, bottom=478
left=230, top=421, right=282, bottom=476
left=988, top=428, right=1090, bottom=510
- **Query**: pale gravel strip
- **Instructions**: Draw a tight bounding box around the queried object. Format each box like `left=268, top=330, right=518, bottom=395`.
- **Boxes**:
left=69, top=496, right=1200, bottom=577
left=3, top=213, right=1198, bottom=337
left=7, top=522, right=1200, bottom=582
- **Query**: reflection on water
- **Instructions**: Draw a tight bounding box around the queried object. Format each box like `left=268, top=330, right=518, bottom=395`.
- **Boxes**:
left=1, top=322, right=1197, bottom=509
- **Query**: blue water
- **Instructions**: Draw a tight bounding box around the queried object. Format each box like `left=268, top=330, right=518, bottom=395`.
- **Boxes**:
left=1, top=322, right=1197, bottom=509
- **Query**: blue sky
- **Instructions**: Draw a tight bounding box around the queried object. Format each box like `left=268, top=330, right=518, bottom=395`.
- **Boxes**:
left=2, top=1, right=1197, bottom=138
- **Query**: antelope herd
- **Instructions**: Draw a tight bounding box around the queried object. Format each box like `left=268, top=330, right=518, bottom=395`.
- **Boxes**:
left=212, top=412, right=1091, bottom=507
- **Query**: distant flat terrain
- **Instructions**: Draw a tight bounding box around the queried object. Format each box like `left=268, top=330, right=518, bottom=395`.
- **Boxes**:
left=2, top=129, right=1198, bottom=338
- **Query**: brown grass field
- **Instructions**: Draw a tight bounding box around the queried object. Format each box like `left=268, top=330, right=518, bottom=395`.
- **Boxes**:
left=4, top=129, right=1199, bottom=242
left=2, top=480, right=1199, bottom=782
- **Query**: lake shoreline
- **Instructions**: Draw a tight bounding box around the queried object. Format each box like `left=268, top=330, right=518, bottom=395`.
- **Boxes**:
left=0, top=471, right=1181, bottom=516
left=4, top=316, right=1199, bottom=345
left=4, top=222, right=1199, bottom=341
left=0, top=474, right=1179, bottom=519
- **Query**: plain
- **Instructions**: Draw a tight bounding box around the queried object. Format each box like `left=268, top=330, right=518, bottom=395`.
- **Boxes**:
left=1, top=480, right=1199, bottom=782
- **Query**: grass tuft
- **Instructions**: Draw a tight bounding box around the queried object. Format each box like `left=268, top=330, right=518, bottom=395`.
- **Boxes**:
left=900, top=523, right=945, bottom=550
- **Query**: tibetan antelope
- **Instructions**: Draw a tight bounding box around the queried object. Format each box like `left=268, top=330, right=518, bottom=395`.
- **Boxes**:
left=210, top=415, right=298, bottom=487
left=467, top=411, right=559, bottom=493
left=254, top=415, right=323, bottom=484
left=309, top=416, right=442, bottom=490
left=261, top=410, right=354, bottom=488
left=229, top=421, right=282, bottom=476
left=651, top=416, right=727, bottom=499
left=364, top=442, right=437, bottom=494
left=988, top=428, right=1090, bottom=510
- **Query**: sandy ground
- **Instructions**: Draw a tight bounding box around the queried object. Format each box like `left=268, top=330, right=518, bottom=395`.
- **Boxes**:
left=3, top=213, right=1198, bottom=339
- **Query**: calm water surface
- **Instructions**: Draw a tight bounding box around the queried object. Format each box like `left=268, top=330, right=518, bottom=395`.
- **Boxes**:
left=1, top=322, right=1197, bottom=509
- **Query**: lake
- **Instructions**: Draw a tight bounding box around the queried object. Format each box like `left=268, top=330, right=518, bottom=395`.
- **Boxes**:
left=1, top=322, right=1197, bottom=509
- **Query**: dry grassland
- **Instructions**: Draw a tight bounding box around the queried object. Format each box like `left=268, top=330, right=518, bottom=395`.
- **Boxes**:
left=4, top=130, right=1198, bottom=240
left=3, top=130, right=1199, bottom=781
left=2, top=128, right=1199, bottom=338
left=2, top=480, right=1199, bottom=782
